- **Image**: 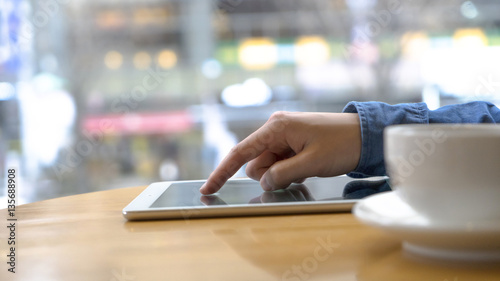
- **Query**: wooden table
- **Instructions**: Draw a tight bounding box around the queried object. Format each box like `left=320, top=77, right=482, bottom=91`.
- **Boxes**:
left=2, top=186, right=500, bottom=281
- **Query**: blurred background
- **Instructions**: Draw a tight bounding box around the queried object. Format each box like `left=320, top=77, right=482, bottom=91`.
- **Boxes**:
left=1, top=0, right=500, bottom=206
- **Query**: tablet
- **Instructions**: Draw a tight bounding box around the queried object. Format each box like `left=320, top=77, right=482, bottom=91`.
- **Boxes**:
left=122, top=176, right=390, bottom=220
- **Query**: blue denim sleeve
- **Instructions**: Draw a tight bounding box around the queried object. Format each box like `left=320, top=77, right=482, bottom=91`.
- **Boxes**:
left=428, top=101, right=500, bottom=123
left=342, top=101, right=500, bottom=177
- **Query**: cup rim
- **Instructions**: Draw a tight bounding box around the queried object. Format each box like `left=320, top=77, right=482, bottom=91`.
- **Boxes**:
left=385, top=124, right=500, bottom=136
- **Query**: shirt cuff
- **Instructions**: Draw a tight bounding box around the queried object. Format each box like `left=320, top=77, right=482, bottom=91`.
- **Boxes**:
left=342, top=101, right=429, bottom=177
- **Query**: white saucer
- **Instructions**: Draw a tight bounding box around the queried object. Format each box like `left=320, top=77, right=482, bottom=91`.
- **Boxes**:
left=353, top=191, right=500, bottom=261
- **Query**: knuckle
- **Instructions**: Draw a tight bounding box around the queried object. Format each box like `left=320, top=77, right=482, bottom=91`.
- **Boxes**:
left=240, top=144, right=258, bottom=159
left=269, top=111, right=288, bottom=120
left=268, top=111, right=289, bottom=123
left=228, top=145, right=242, bottom=158
left=267, top=111, right=290, bottom=133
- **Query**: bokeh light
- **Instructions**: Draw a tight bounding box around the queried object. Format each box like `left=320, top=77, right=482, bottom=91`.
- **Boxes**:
left=157, top=49, right=177, bottom=69
left=104, top=51, right=123, bottom=70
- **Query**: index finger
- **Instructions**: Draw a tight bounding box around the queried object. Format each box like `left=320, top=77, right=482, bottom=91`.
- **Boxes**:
left=199, top=112, right=290, bottom=194
left=199, top=134, right=264, bottom=195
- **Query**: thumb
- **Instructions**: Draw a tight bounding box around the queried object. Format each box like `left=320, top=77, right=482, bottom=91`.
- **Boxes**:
left=260, top=151, right=317, bottom=191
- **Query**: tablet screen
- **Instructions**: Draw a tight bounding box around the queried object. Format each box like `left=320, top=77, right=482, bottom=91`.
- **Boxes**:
left=150, top=177, right=390, bottom=209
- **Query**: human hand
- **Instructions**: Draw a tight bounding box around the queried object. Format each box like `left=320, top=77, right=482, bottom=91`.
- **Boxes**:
left=199, top=111, right=362, bottom=195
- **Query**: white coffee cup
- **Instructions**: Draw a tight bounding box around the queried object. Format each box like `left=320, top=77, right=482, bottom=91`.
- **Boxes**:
left=384, top=124, right=500, bottom=223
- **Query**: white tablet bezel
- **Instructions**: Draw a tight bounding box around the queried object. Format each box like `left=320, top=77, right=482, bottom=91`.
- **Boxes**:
left=122, top=177, right=365, bottom=220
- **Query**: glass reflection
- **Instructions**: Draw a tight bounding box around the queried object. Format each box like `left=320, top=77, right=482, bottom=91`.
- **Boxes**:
left=200, top=178, right=391, bottom=205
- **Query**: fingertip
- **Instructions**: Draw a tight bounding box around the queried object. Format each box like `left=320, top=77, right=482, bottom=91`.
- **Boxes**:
left=260, top=176, right=272, bottom=191
left=199, top=183, right=214, bottom=195
left=201, top=172, right=229, bottom=194
left=261, top=171, right=290, bottom=191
